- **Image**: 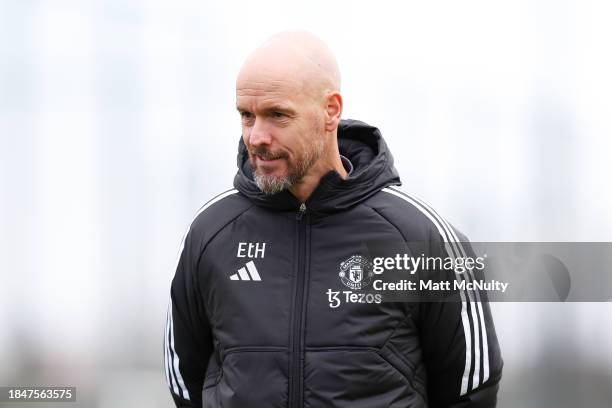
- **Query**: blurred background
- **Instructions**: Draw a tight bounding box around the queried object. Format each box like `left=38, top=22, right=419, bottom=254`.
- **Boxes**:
left=1, top=0, right=611, bottom=406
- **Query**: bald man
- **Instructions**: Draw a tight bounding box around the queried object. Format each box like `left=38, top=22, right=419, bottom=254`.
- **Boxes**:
left=164, top=31, right=503, bottom=408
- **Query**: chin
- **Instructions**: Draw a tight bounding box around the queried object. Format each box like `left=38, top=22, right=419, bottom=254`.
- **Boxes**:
left=257, top=161, right=289, bottom=175
left=261, top=170, right=290, bottom=181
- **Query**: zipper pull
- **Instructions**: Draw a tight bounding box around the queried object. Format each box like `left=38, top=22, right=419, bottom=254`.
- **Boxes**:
left=296, top=203, right=307, bottom=220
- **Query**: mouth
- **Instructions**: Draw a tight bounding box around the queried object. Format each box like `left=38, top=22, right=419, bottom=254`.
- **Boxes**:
left=252, top=153, right=286, bottom=166
left=256, top=154, right=282, bottom=162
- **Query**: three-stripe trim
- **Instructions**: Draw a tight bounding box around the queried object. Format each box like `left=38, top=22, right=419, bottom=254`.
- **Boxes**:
left=382, top=186, right=490, bottom=396
left=164, top=188, right=238, bottom=401
left=165, top=302, right=188, bottom=399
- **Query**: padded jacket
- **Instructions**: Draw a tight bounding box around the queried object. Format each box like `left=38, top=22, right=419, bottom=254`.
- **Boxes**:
left=164, top=119, right=503, bottom=407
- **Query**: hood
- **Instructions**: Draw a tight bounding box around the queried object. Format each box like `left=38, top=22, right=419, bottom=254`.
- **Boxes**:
left=233, top=118, right=401, bottom=214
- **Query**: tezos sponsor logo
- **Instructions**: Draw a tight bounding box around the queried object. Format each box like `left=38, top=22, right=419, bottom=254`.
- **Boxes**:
left=326, top=289, right=381, bottom=308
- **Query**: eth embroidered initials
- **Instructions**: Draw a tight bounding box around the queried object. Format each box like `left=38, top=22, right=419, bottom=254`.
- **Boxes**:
left=236, top=242, right=267, bottom=259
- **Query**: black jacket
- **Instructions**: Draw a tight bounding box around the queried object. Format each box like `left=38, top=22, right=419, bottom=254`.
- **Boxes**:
left=164, top=119, right=503, bottom=407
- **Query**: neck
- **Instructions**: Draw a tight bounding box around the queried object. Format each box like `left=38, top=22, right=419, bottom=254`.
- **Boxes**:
left=288, top=148, right=347, bottom=204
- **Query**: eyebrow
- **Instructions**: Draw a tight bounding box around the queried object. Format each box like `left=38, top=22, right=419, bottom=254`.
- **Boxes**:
left=236, top=104, right=296, bottom=115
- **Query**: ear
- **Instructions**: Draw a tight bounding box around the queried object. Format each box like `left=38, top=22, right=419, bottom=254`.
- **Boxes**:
left=324, top=91, right=343, bottom=132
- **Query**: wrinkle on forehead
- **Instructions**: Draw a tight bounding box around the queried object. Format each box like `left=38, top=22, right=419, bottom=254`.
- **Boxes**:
left=236, top=30, right=341, bottom=101
left=237, top=77, right=304, bottom=96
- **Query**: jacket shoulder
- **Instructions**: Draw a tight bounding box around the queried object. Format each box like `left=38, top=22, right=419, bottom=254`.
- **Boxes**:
left=187, top=188, right=252, bottom=249
left=365, top=186, right=462, bottom=242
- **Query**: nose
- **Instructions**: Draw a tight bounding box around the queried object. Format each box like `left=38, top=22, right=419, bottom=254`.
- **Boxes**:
left=247, top=117, right=272, bottom=147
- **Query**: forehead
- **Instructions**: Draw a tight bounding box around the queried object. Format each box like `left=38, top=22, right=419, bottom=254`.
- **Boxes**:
left=236, top=75, right=305, bottom=108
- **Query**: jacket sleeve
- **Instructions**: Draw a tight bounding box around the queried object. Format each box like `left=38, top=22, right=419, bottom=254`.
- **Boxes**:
left=164, top=228, right=214, bottom=407
left=418, top=227, right=503, bottom=408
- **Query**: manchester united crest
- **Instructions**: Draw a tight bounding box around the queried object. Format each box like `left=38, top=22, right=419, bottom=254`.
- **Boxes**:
left=339, top=255, right=374, bottom=290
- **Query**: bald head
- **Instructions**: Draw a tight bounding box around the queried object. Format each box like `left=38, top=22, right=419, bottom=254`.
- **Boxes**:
left=237, top=30, right=341, bottom=100
left=236, top=31, right=345, bottom=201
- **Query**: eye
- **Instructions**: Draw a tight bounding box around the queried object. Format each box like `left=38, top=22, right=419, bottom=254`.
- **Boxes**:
left=272, top=111, right=285, bottom=118
left=240, top=111, right=254, bottom=123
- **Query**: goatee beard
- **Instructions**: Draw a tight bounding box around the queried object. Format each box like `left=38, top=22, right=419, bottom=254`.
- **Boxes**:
left=253, top=172, right=292, bottom=195
left=249, top=141, right=324, bottom=196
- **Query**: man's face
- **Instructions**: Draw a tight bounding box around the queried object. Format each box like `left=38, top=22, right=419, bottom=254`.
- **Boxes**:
left=236, top=75, right=325, bottom=195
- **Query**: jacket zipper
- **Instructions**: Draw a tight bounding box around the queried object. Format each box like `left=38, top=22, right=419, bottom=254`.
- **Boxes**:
left=289, top=202, right=308, bottom=408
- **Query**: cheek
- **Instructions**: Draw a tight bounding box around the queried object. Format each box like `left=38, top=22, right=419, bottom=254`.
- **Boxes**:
left=302, top=113, right=326, bottom=145
left=303, top=107, right=326, bottom=136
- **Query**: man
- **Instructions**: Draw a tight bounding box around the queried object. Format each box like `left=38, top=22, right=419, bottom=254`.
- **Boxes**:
left=164, top=31, right=503, bottom=407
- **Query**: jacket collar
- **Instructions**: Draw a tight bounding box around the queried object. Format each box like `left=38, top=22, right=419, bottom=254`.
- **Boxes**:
left=233, top=118, right=401, bottom=215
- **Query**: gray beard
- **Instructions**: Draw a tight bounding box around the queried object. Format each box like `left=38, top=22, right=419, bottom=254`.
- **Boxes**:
left=252, top=139, right=324, bottom=196
left=253, top=172, right=292, bottom=195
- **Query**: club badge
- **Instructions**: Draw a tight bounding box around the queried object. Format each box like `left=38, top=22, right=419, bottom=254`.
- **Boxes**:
left=339, top=255, right=374, bottom=290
